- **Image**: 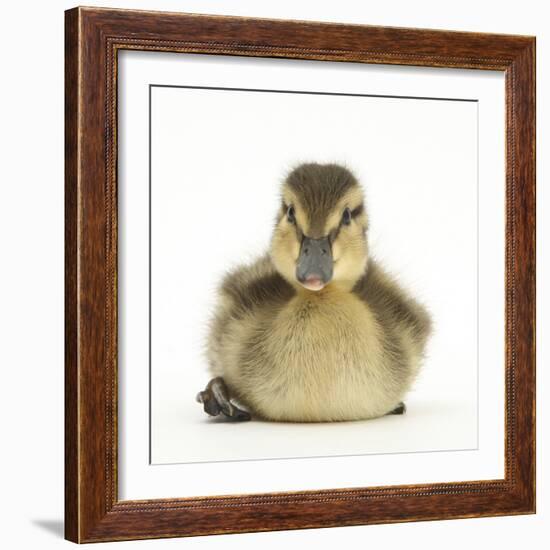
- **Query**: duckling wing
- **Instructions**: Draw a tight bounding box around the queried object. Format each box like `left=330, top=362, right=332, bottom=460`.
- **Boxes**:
left=219, top=254, right=295, bottom=317
left=205, top=254, right=294, bottom=385
left=353, top=258, right=432, bottom=349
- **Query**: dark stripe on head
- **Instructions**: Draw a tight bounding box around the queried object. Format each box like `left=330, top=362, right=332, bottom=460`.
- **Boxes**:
left=281, top=200, right=304, bottom=242
left=326, top=202, right=365, bottom=244
left=285, top=163, right=359, bottom=238
left=351, top=203, right=364, bottom=218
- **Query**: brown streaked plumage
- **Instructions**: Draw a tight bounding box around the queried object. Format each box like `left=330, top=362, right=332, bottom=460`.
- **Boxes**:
left=197, top=163, right=432, bottom=422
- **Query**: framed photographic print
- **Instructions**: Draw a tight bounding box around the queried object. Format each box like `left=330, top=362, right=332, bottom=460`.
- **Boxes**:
left=64, top=6, right=536, bottom=543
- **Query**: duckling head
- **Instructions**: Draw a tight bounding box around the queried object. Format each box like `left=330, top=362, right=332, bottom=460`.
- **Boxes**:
left=270, top=163, right=368, bottom=292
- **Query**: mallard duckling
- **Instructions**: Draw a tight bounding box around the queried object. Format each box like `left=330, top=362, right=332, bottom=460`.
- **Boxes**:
left=197, top=163, right=431, bottom=422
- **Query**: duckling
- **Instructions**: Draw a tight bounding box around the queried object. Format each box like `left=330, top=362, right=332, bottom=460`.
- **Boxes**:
left=196, top=163, right=432, bottom=422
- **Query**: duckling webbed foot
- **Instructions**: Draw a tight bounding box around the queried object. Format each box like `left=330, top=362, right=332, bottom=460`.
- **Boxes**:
left=388, top=402, right=406, bottom=415
left=196, top=377, right=251, bottom=421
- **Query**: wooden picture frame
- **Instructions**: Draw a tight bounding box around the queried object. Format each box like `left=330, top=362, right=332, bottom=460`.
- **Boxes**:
left=65, top=6, right=536, bottom=543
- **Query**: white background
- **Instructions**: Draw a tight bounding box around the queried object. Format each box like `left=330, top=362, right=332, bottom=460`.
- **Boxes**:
left=149, top=79, right=482, bottom=465
left=0, top=0, right=546, bottom=549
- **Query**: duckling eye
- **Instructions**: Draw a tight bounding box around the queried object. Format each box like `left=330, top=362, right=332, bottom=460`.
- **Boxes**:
left=342, top=207, right=352, bottom=225
left=287, top=205, right=296, bottom=224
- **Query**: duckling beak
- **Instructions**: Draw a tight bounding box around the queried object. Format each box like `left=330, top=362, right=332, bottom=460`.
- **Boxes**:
left=296, top=236, right=333, bottom=291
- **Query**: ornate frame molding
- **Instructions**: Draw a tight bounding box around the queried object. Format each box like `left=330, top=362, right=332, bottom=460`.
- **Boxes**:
left=65, top=7, right=535, bottom=542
